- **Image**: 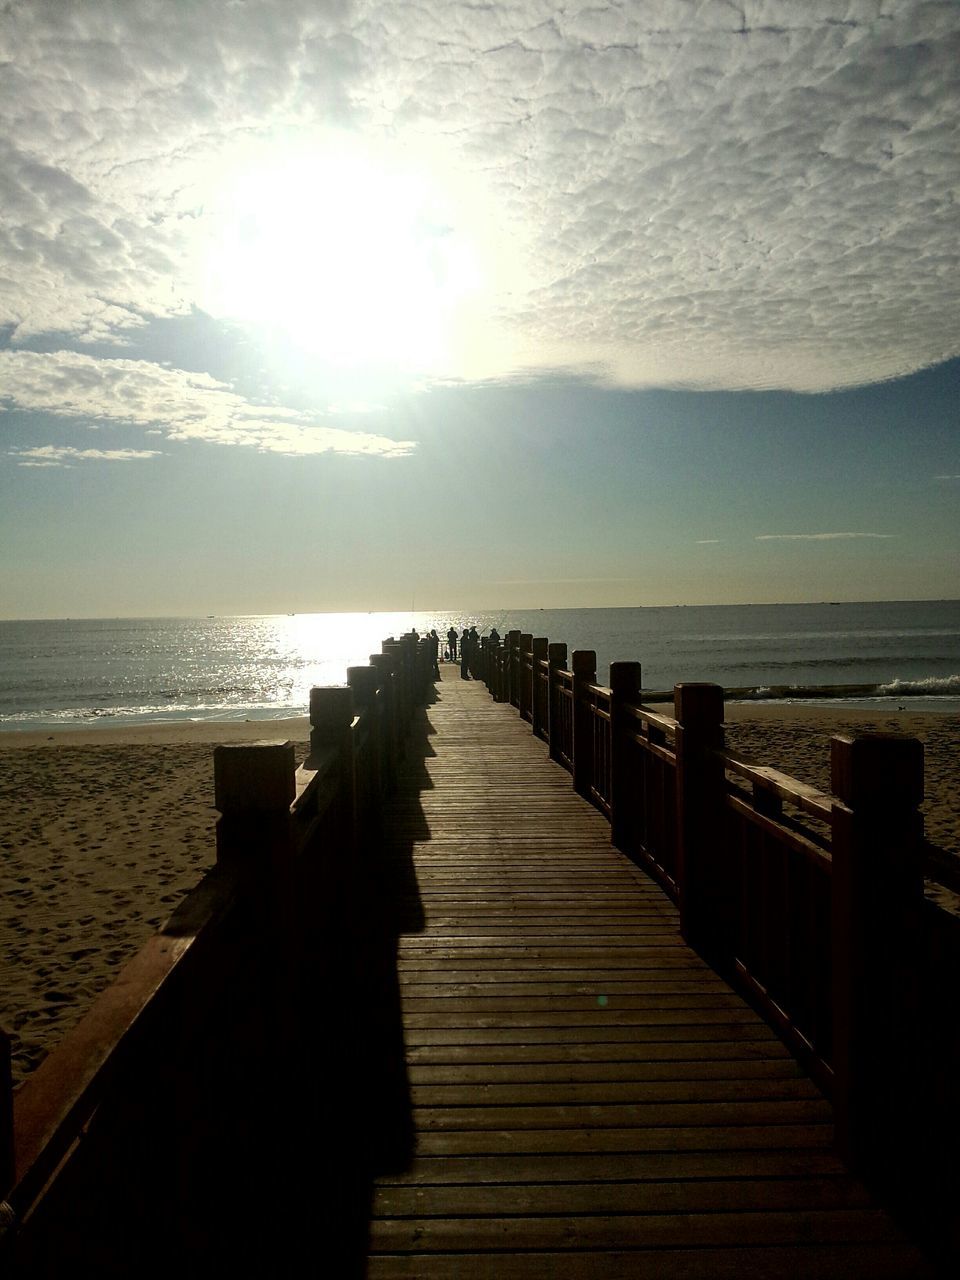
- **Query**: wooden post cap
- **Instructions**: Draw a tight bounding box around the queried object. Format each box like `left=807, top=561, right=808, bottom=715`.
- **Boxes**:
left=674, top=682, right=724, bottom=728
left=369, top=652, right=396, bottom=673
left=610, top=661, right=642, bottom=699
left=519, top=632, right=534, bottom=654
left=831, top=734, right=924, bottom=811
left=347, top=665, right=380, bottom=708
left=548, top=642, right=568, bottom=667
left=571, top=650, right=597, bottom=677
left=309, top=685, right=354, bottom=730
left=532, top=637, right=549, bottom=658
left=507, top=630, right=521, bottom=649
left=214, top=742, right=295, bottom=815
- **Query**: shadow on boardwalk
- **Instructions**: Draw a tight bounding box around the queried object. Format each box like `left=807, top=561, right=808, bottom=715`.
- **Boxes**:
left=11, top=705, right=435, bottom=1279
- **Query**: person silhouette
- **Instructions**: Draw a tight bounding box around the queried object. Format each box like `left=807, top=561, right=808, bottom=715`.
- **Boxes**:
left=447, top=626, right=458, bottom=661
left=428, top=629, right=440, bottom=677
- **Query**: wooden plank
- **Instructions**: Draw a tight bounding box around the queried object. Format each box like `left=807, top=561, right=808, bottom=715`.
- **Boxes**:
left=373, top=1176, right=871, bottom=1216
left=369, top=1208, right=901, bottom=1250
left=415, top=1124, right=835, bottom=1155
left=375, top=1148, right=851, bottom=1185
left=407, top=1059, right=804, bottom=1084
left=408, top=1078, right=822, bottom=1106
left=367, top=1245, right=934, bottom=1279
left=363, top=664, right=933, bottom=1278
left=406, top=1040, right=792, bottom=1065
left=412, top=1100, right=833, bottom=1130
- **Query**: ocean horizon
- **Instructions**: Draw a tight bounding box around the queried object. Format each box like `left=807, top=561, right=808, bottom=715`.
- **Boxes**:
left=1, top=599, right=959, bottom=731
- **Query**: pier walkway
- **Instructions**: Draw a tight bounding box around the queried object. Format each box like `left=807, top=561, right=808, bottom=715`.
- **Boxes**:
left=366, top=664, right=933, bottom=1278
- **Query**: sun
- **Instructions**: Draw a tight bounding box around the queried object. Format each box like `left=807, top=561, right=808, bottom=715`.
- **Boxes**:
left=193, top=131, right=502, bottom=376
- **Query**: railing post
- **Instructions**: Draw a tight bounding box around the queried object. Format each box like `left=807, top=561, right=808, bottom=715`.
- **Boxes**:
left=547, top=643, right=568, bottom=762
left=486, top=637, right=501, bottom=698
left=496, top=641, right=509, bottom=703
left=213, top=741, right=299, bottom=1062
left=518, top=634, right=534, bottom=721
left=609, top=661, right=642, bottom=853
left=369, top=653, right=397, bottom=792
left=214, top=741, right=296, bottom=863
left=530, top=638, right=548, bottom=736
left=382, top=640, right=408, bottom=738
left=673, top=683, right=726, bottom=961
left=571, top=650, right=597, bottom=800
left=830, top=734, right=924, bottom=1181
left=507, top=630, right=521, bottom=706
left=347, top=665, right=382, bottom=802
left=310, top=685, right=356, bottom=841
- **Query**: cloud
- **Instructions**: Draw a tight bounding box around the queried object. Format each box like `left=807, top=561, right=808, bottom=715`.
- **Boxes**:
left=756, top=532, right=896, bottom=540
left=695, top=539, right=721, bottom=544
left=1, top=3, right=958, bottom=390
left=934, top=474, right=960, bottom=480
left=11, top=445, right=162, bottom=467
left=0, top=350, right=415, bottom=457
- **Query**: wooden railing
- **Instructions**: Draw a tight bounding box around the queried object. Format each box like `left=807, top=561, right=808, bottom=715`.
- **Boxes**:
left=0, top=632, right=436, bottom=1266
left=480, top=628, right=960, bottom=1257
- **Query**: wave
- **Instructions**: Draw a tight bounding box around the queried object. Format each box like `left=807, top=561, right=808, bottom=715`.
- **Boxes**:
left=877, top=674, right=960, bottom=697
left=723, top=675, right=960, bottom=701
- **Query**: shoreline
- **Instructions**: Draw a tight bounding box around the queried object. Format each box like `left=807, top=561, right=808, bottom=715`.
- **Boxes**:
left=2, top=692, right=958, bottom=746
left=2, top=704, right=957, bottom=1087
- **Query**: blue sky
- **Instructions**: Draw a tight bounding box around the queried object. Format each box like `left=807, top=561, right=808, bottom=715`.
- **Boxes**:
left=1, top=2, right=958, bottom=617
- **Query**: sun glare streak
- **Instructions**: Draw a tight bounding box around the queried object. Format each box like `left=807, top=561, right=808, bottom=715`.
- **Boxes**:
left=192, top=132, right=517, bottom=378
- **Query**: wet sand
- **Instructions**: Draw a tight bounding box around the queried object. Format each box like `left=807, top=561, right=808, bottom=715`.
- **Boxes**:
left=2, top=707, right=957, bottom=1086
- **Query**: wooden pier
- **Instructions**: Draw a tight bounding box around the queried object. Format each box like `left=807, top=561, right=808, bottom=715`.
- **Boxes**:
left=2, top=632, right=957, bottom=1276
left=366, top=665, right=934, bottom=1277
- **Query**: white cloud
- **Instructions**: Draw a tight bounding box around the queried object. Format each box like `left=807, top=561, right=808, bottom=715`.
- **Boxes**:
left=934, top=474, right=960, bottom=480
left=756, top=532, right=896, bottom=540
left=0, top=350, right=415, bottom=457
left=695, top=539, right=722, bottom=544
left=0, top=3, right=958, bottom=390
left=11, top=445, right=162, bottom=467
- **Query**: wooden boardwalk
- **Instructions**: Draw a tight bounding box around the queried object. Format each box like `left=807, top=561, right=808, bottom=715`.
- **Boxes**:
left=366, top=665, right=935, bottom=1278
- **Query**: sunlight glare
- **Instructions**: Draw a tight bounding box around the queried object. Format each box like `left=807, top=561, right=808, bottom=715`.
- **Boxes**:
left=196, top=133, right=507, bottom=376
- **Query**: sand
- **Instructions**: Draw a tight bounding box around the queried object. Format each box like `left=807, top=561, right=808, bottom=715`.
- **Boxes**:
left=2, top=707, right=958, bottom=1087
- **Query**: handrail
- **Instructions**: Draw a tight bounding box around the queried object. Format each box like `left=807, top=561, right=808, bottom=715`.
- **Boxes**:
left=715, top=748, right=834, bottom=823
left=478, top=621, right=960, bottom=1255
left=624, top=702, right=678, bottom=736
left=2, top=632, right=439, bottom=1245
left=10, top=866, right=241, bottom=1214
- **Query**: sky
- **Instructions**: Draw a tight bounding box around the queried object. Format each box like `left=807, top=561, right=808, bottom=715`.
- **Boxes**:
left=1, top=0, right=958, bottom=618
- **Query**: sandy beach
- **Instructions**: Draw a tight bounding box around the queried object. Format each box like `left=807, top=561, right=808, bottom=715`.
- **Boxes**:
left=2, top=705, right=958, bottom=1087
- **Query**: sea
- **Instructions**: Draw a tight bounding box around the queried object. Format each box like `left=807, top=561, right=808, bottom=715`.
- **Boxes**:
left=1, top=600, right=959, bottom=732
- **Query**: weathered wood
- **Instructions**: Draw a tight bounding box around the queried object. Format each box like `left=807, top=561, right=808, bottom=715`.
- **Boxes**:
left=366, top=668, right=932, bottom=1277
left=609, top=660, right=642, bottom=853
left=530, top=637, right=549, bottom=739
left=546, top=642, right=568, bottom=762
left=673, top=683, right=726, bottom=960
left=830, top=734, right=924, bottom=1183
left=571, top=650, right=597, bottom=800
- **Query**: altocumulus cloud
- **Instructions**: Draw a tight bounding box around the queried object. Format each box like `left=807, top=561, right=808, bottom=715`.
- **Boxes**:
left=0, top=2, right=958, bottom=392
left=12, top=446, right=162, bottom=468
left=0, top=351, right=415, bottom=458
